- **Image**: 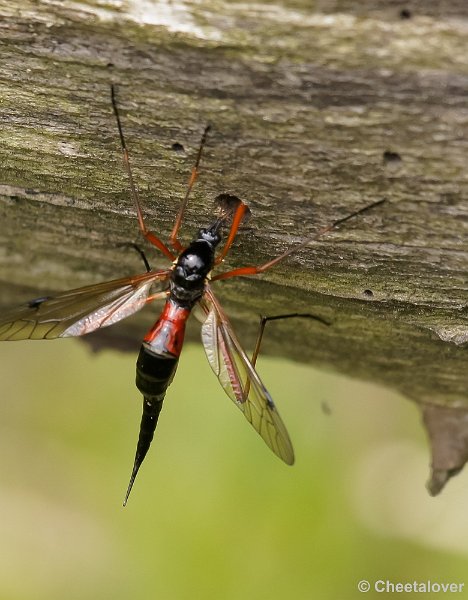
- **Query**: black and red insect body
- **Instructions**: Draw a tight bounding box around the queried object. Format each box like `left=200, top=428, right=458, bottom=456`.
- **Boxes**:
left=0, top=86, right=385, bottom=503
left=129, top=196, right=254, bottom=503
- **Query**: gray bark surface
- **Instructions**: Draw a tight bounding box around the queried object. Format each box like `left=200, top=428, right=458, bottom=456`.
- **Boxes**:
left=0, top=0, right=467, bottom=492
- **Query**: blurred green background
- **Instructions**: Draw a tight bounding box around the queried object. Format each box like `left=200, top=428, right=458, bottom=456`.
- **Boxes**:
left=0, top=337, right=467, bottom=599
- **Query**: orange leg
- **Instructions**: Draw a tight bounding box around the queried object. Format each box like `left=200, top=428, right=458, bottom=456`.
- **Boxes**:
left=212, top=198, right=386, bottom=282
left=145, top=290, right=170, bottom=304
left=111, top=85, right=175, bottom=262
left=214, top=201, right=250, bottom=265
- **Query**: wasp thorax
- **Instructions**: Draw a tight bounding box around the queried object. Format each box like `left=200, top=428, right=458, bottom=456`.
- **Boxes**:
left=172, top=240, right=215, bottom=291
left=175, top=253, right=204, bottom=282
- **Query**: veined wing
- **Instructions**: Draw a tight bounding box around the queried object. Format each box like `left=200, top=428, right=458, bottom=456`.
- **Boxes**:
left=0, top=270, right=171, bottom=341
left=200, top=285, right=294, bottom=465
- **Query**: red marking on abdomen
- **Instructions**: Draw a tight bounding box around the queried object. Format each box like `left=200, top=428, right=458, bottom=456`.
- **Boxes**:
left=144, top=300, right=191, bottom=357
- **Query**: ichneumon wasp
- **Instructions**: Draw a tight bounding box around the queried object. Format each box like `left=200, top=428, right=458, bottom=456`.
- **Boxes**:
left=0, top=86, right=385, bottom=504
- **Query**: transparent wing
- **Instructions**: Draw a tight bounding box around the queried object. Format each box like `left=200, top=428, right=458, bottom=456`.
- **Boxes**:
left=0, top=270, right=171, bottom=341
left=200, top=285, right=294, bottom=465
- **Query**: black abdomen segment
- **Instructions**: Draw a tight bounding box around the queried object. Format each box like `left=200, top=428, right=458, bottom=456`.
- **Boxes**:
left=123, top=345, right=179, bottom=505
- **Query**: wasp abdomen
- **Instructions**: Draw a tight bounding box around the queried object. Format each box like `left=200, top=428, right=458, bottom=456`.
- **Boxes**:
left=124, top=347, right=180, bottom=505
left=136, top=345, right=179, bottom=398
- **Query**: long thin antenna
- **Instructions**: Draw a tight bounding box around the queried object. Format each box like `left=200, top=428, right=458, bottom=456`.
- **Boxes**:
left=110, top=85, right=175, bottom=261
left=111, top=85, right=143, bottom=228
left=169, top=124, right=211, bottom=251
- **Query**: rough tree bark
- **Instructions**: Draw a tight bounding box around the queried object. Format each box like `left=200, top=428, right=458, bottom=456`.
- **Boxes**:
left=0, top=0, right=467, bottom=494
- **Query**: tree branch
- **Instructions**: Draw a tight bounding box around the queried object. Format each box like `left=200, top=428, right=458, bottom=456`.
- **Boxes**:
left=1, top=0, right=467, bottom=493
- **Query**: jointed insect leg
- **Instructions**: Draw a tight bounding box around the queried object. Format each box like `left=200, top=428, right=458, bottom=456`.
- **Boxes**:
left=242, top=312, right=329, bottom=399
left=250, top=313, right=330, bottom=368
left=215, top=200, right=250, bottom=265
left=212, top=198, right=386, bottom=282
left=169, top=125, right=211, bottom=252
left=116, top=242, right=151, bottom=272
left=145, top=290, right=170, bottom=304
left=111, top=85, right=175, bottom=262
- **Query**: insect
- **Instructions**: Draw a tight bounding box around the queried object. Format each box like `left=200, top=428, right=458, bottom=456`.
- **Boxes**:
left=0, top=86, right=385, bottom=504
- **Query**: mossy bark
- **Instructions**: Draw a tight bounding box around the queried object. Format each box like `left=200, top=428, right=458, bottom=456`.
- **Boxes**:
left=0, top=0, right=467, bottom=493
